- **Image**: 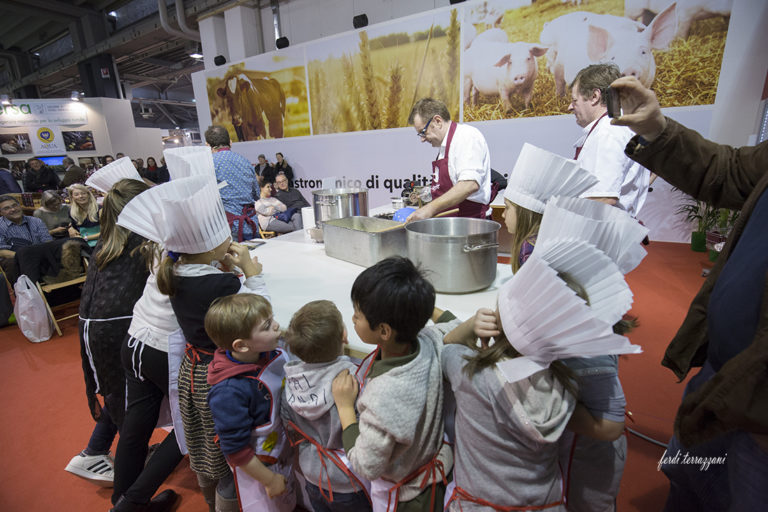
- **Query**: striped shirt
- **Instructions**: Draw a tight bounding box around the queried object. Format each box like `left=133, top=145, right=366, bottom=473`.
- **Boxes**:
left=212, top=149, right=260, bottom=215
left=0, top=215, right=52, bottom=250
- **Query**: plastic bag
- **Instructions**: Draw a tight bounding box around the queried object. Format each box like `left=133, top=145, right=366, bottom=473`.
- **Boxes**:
left=13, top=275, right=52, bottom=343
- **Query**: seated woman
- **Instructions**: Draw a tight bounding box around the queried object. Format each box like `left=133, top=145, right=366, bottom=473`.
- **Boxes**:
left=253, top=183, right=299, bottom=234
left=68, top=184, right=100, bottom=247
left=141, top=157, right=169, bottom=184
left=34, top=190, right=71, bottom=238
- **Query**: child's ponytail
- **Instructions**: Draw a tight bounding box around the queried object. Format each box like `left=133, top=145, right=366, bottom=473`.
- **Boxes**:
left=156, top=254, right=178, bottom=296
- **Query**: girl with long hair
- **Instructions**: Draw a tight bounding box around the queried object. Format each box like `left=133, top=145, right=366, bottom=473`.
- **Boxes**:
left=118, top=174, right=269, bottom=512
left=67, top=183, right=100, bottom=245
left=66, top=178, right=150, bottom=492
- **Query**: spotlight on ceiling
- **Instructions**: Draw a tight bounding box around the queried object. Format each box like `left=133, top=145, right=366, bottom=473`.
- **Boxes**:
left=275, top=37, right=290, bottom=50
left=189, top=43, right=203, bottom=59
left=71, top=90, right=82, bottom=101
left=353, top=14, right=368, bottom=29
left=0, top=94, right=10, bottom=106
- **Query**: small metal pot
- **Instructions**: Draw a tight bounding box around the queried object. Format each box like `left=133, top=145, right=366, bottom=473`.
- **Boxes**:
left=312, top=188, right=369, bottom=228
left=406, top=217, right=500, bottom=293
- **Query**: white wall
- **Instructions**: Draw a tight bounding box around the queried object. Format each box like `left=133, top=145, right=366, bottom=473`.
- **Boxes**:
left=134, top=127, right=164, bottom=163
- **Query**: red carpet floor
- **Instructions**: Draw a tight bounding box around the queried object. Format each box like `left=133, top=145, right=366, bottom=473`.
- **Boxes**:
left=0, top=241, right=710, bottom=511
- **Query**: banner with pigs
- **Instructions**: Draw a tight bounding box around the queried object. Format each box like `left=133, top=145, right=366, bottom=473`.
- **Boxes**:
left=204, top=0, right=730, bottom=136
left=195, top=0, right=734, bottom=242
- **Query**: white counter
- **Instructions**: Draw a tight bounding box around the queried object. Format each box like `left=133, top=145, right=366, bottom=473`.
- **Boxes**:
left=250, top=229, right=512, bottom=354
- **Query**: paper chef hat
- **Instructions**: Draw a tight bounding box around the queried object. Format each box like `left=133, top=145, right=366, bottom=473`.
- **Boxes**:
left=538, top=196, right=649, bottom=274
left=163, top=146, right=216, bottom=182
left=496, top=244, right=641, bottom=384
left=85, top=157, right=144, bottom=193
left=504, top=143, right=598, bottom=213
left=117, top=175, right=231, bottom=254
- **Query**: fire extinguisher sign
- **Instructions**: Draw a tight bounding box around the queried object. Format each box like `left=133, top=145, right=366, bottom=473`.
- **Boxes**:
left=100, top=67, right=110, bottom=78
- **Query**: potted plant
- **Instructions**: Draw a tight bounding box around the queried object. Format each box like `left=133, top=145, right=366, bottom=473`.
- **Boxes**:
left=675, top=196, right=719, bottom=252
left=706, top=208, right=739, bottom=261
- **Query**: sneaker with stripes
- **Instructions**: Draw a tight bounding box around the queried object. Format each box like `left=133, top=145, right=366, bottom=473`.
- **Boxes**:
left=64, top=451, right=114, bottom=487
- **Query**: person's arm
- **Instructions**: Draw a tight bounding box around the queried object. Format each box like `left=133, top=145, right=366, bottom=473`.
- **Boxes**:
left=567, top=404, right=625, bottom=441
left=273, top=198, right=287, bottom=212
left=611, top=76, right=767, bottom=208
left=0, top=249, right=15, bottom=259
left=30, top=218, right=53, bottom=243
left=444, top=308, right=500, bottom=347
left=239, top=456, right=287, bottom=498
left=22, top=171, right=34, bottom=192
left=332, top=369, right=396, bottom=480
left=407, top=180, right=479, bottom=222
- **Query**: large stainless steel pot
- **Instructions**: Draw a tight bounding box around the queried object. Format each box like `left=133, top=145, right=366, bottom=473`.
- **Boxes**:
left=312, top=188, right=369, bottom=228
left=406, top=217, right=500, bottom=293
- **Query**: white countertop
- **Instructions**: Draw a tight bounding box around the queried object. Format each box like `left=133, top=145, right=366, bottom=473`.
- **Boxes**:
left=250, top=229, right=512, bottom=354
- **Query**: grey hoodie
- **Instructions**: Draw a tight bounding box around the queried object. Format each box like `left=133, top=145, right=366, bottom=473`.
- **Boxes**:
left=280, top=355, right=364, bottom=494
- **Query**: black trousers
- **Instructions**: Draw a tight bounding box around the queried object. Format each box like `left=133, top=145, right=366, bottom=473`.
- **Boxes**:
left=112, top=335, right=183, bottom=505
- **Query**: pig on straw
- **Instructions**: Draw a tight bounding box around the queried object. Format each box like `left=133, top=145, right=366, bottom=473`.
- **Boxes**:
left=625, top=0, right=731, bottom=39
left=464, top=28, right=548, bottom=110
left=540, top=3, right=677, bottom=96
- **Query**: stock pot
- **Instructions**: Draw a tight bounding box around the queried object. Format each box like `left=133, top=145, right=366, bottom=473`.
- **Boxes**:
left=406, top=217, right=500, bottom=293
left=312, top=188, right=369, bottom=228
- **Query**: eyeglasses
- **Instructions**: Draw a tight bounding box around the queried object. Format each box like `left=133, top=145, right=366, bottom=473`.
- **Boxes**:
left=416, top=116, right=434, bottom=138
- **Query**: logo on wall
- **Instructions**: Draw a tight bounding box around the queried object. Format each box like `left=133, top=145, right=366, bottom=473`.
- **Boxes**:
left=37, top=127, right=54, bottom=143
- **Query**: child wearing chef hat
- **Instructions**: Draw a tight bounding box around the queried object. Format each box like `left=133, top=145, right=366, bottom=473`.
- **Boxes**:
left=440, top=227, right=642, bottom=510
left=502, top=142, right=598, bottom=272
left=118, top=157, right=269, bottom=512
left=439, top=194, right=647, bottom=511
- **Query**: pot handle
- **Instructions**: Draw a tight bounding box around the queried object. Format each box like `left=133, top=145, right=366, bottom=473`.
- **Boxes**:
left=316, top=199, right=338, bottom=206
left=463, top=242, right=499, bottom=252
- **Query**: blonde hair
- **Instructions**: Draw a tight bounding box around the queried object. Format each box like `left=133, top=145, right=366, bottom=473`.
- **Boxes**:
left=205, top=294, right=273, bottom=351
left=284, top=300, right=345, bottom=363
left=68, top=184, right=99, bottom=225
left=95, top=179, right=150, bottom=269
left=508, top=200, right=543, bottom=273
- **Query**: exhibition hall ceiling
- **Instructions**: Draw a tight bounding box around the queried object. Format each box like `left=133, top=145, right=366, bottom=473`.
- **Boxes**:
left=0, top=0, right=232, bottom=129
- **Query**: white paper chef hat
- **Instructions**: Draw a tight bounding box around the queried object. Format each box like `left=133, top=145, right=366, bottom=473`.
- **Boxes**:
left=538, top=196, right=649, bottom=274
left=163, top=146, right=216, bottom=181
left=117, top=175, right=231, bottom=254
left=504, top=143, right=598, bottom=213
left=85, top=157, right=144, bottom=193
left=496, top=240, right=641, bottom=384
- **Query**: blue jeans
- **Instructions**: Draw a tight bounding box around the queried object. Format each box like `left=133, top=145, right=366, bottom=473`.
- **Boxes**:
left=662, top=364, right=768, bottom=511
left=304, top=481, right=371, bottom=512
left=85, top=402, right=118, bottom=455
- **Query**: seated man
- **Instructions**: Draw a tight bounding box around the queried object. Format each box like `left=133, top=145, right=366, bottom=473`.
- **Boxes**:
left=273, top=171, right=309, bottom=231
left=0, top=195, right=83, bottom=285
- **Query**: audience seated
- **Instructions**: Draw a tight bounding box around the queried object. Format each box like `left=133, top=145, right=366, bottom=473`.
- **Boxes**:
left=34, top=191, right=71, bottom=238
left=23, top=157, right=60, bottom=192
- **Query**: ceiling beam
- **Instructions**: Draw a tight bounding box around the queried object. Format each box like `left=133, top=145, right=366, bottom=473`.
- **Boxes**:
left=8, top=0, right=96, bottom=19
left=2, top=2, right=77, bottom=21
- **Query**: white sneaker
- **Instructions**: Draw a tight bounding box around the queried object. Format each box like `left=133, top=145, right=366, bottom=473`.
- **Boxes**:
left=64, top=451, right=114, bottom=487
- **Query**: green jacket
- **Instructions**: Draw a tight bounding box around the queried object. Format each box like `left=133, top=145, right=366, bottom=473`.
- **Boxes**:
left=625, top=118, right=768, bottom=447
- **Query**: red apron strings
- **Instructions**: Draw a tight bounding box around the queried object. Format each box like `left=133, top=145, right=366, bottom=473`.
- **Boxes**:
left=574, top=112, right=608, bottom=159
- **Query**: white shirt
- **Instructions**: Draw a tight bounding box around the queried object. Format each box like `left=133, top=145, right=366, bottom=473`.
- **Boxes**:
left=435, top=122, right=492, bottom=205
left=574, top=115, right=651, bottom=217
left=128, top=272, right=179, bottom=352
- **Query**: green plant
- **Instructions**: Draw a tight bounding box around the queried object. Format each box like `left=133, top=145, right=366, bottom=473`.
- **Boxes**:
left=675, top=196, right=719, bottom=233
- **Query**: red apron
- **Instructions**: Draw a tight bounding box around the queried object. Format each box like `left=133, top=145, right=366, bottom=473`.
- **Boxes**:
left=431, top=122, right=489, bottom=219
